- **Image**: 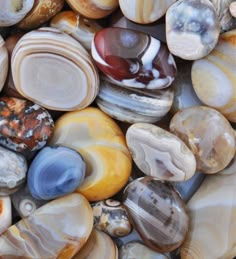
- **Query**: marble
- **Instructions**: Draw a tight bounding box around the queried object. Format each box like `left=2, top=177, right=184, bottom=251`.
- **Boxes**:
left=92, top=199, right=132, bottom=237
left=0, top=97, right=54, bottom=155
left=11, top=27, right=99, bottom=111
left=119, top=0, right=175, bottom=24
left=119, top=242, right=169, bottom=259
left=181, top=173, right=236, bottom=258
left=92, top=27, right=176, bottom=90
left=123, top=176, right=189, bottom=253
left=126, top=123, right=196, bottom=182
left=66, top=0, right=119, bottom=19
left=0, top=196, right=11, bottom=235
left=96, top=79, right=174, bottom=124
left=0, top=0, right=34, bottom=27
left=28, top=145, right=86, bottom=200
left=170, top=106, right=236, bottom=174
left=49, top=107, right=132, bottom=201
left=50, top=11, right=102, bottom=50
left=0, top=193, right=93, bottom=258
left=0, top=35, right=8, bottom=93
left=11, top=184, right=47, bottom=218
left=17, top=0, right=64, bottom=30
left=166, top=0, right=220, bottom=60
left=0, top=146, right=27, bottom=196
left=73, top=229, right=118, bottom=259
left=192, top=29, right=236, bottom=122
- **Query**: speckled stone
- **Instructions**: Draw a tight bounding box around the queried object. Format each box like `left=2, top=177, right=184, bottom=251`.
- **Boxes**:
left=123, top=176, right=189, bottom=253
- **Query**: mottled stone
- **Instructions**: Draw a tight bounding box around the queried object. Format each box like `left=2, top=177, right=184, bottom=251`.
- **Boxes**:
left=192, top=29, right=236, bottom=122
left=0, top=193, right=93, bottom=258
left=96, top=79, right=173, bottom=123
left=0, top=35, right=8, bottom=93
left=123, top=176, right=189, bottom=253
left=126, top=123, right=196, bottom=182
left=118, top=0, right=176, bottom=24
left=170, top=106, right=236, bottom=174
left=49, top=107, right=132, bottom=201
left=0, top=97, right=54, bottom=155
left=28, top=146, right=86, bottom=200
left=92, top=27, right=176, bottom=90
left=166, top=0, right=220, bottom=60
left=92, top=199, right=132, bottom=237
left=0, top=196, right=11, bottom=235
left=0, top=146, right=27, bottom=196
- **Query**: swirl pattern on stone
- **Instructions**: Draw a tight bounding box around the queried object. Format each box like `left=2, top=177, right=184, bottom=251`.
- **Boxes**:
left=126, top=123, right=196, bottom=182
left=92, top=28, right=176, bottom=90
left=28, top=145, right=86, bottom=200
left=122, top=176, right=189, bottom=253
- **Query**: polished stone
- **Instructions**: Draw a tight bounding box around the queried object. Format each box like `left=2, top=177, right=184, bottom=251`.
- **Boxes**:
left=0, top=196, right=11, bottom=235
left=0, top=35, right=8, bottom=93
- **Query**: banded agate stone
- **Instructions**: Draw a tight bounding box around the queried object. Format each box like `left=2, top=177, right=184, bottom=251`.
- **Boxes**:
left=92, top=28, right=176, bottom=90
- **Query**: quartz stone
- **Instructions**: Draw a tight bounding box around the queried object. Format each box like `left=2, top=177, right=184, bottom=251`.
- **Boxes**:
left=0, top=35, right=8, bottom=93
left=119, top=0, right=175, bottom=24
left=96, top=79, right=173, bottom=123
left=0, top=146, right=27, bottom=196
left=126, top=123, right=196, bottom=182
left=11, top=27, right=99, bottom=111
left=66, top=0, right=119, bottom=19
left=92, top=199, right=132, bottom=237
left=49, top=107, right=132, bottom=201
left=123, top=176, right=189, bottom=253
left=166, top=0, right=220, bottom=60
left=0, top=193, right=93, bottom=258
left=192, top=29, right=236, bottom=122
left=0, top=0, right=34, bottom=27
left=28, top=146, right=86, bottom=200
left=170, top=106, right=236, bottom=174
left=92, top=27, right=176, bottom=90
left=181, top=173, right=236, bottom=258
left=17, top=0, right=64, bottom=30
left=0, top=196, right=11, bottom=235
left=50, top=11, right=102, bottom=50
left=73, top=229, right=118, bottom=259
left=0, top=97, right=54, bottom=155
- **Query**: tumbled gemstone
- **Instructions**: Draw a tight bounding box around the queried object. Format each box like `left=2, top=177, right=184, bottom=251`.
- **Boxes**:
left=0, top=196, right=11, bottom=235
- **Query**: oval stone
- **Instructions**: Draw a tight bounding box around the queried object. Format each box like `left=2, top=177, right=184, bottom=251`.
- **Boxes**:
left=122, top=176, right=189, bottom=253
left=126, top=123, right=196, bottom=182
left=28, top=146, right=86, bottom=200
left=170, top=106, right=236, bottom=174
left=0, top=196, right=11, bottom=235
left=92, top=27, right=176, bottom=89
left=0, top=35, right=8, bottom=92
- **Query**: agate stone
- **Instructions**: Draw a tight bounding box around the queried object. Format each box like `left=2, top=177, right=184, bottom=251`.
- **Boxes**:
left=0, top=196, right=11, bottom=235
left=123, top=176, right=189, bottom=253
left=28, top=145, right=86, bottom=200
left=0, top=35, right=8, bottom=93
left=92, top=27, right=176, bottom=90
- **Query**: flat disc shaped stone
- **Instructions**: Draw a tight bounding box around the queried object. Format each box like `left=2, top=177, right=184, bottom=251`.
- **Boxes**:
left=122, top=176, right=189, bottom=253
left=126, top=123, right=196, bottom=182
left=92, top=27, right=176, bottom=90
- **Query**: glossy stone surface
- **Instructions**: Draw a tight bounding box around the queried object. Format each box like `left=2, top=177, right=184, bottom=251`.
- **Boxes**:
left=92, top=27, right=176, bottom=90
left=66, top=0, right=119, bottom=19
left=113, top=229, right=142, bottom=248
left=230, top=1, right=236, bottom=17
left=123, top=176, right=189, bottom=253
left=166, top=0, right=220, bottom=60
left=93, top=199, right=132, bottom=237
left=17, top=0, right=64, bottom=30
left=51, top=11, right=102, bottom=51
left=119, top=0, right=175, bottom=24
left=126, top=123, right=196, bottom=182
left=96, top=80, right=173, bottom=123
left=73, top=229, right=118, bottom=259
left=28, top=146, right=86, bottom=200
left=0, top=35, right=8, bottom=93
left=49, top=107, right=132, bottom=201
left=0, top=146, right=27, bottom=196
left=0, top=0, right=34, bottom=27
left=181, top=173, right=236, bottom=258
left=0, top=196, right=11, bottom=235
left=170, top=106, right=236, bottom=174
left=0, top=193, right=93, bottom=258
left=192, top=29, right=236, bottom=122
left=11, top=28, right=99, bottom=111
left=0, top=97, right=54, bottom=155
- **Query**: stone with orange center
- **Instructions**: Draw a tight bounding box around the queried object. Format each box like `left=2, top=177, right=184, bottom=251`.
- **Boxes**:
left=0, top=196, right=11, bottom=235
left=49, top=107, right=132, bottom=201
